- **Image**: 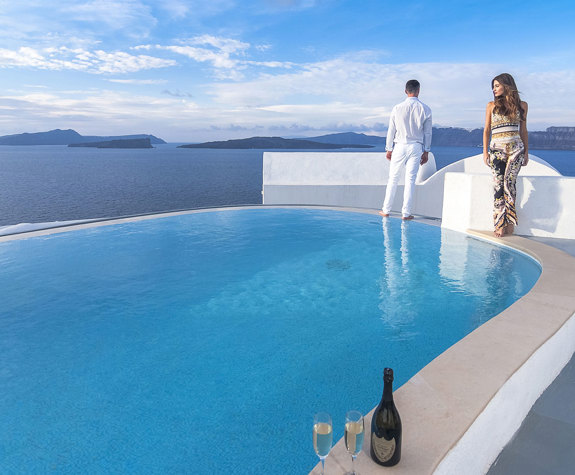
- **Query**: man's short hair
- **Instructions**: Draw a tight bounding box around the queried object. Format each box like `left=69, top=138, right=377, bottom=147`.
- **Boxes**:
left=405, top=79, right=420, bottom=94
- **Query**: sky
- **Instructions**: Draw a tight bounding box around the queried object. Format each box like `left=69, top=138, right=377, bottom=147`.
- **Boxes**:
left=0, top=0, right=574, bottom=142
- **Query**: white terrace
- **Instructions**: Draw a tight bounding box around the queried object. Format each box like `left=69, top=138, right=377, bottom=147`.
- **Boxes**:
left=263, top=151, right=575, bottom=239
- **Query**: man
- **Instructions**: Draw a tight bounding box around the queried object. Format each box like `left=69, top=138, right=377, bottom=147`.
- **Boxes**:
left=380, top=79, right=432, bottom=220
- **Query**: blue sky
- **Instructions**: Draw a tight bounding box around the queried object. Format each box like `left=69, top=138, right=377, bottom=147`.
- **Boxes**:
left=0, top=0, right=574, bottom=141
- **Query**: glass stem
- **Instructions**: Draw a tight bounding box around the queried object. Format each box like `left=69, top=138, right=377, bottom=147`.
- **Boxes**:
left=352, top=454, right=356, bottom=474
left=320, top=457, right=325, bottom=475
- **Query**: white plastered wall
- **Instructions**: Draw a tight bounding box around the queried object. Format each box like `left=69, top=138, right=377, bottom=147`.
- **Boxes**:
left=441, top=173, right=575, bottom=239
left=262, top=151, right=436, bottom=210
left=262, top=152, right=562, bottom=223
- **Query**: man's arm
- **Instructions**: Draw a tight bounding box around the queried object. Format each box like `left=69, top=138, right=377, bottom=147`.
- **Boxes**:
left=385, top=108, right=396, bottom=159
left=423, top=109, right=432, bottom=152
left=421, top=108, right=432, bottom=164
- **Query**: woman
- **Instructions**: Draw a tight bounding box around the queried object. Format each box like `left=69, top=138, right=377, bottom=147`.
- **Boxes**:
left=483, top=73, right=529, bottom=237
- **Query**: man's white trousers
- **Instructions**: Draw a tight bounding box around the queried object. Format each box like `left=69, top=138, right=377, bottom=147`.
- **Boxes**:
left=381, top=143, right=422, bottom=217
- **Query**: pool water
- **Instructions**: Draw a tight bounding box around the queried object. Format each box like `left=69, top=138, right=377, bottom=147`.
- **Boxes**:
left=0, top=208, right=540, bottom=473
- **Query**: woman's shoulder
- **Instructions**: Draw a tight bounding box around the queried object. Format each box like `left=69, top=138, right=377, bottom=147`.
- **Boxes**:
left=521, top=100, right=528, bottom=110
left=486, top=101, right=495, bottom=110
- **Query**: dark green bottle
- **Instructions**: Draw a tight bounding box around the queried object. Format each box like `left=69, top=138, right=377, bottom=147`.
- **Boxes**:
left=370, top=368, right=402, bottom=466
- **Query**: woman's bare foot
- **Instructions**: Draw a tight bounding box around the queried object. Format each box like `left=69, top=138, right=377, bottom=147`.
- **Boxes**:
left=494, top=228, right=505, bottom=238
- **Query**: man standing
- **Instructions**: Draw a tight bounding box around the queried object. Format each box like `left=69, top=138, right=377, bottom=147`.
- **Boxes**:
left=380, top=79, right=432, bottom=220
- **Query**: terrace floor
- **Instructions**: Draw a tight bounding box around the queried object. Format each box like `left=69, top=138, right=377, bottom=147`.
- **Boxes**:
left=487, top=236, right=575, bottom=475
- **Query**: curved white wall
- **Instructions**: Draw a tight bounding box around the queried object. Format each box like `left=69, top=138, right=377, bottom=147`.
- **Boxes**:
left=262, top=151, right=436, bottom=210
left=441, top=173, right=575, bottom=239
left=263, top=151, right=574, bottom=238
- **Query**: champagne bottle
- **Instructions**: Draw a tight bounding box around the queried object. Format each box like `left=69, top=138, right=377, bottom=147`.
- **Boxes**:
left=370, top=367, right=402, bottom=466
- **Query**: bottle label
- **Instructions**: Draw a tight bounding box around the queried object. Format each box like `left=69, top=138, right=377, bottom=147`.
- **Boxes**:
left=372, top=433, right=396, bottom=463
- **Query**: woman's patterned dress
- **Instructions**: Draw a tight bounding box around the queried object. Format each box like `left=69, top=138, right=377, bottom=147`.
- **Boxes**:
left=489, top=110, right=525, bottom=232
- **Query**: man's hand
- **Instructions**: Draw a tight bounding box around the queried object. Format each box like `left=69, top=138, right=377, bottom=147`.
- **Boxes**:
left=386, top=150, right=392, bottom=161
left=420, top=151, right=429, bottom=165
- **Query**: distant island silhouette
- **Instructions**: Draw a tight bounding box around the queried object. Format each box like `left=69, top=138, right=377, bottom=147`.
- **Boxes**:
left=304, top=128, right=575, bottom=150
left=0, top=127, right=574, bottom=150
left=0, top=129, right=166, bottom=146
left=69, top=138, right=153, bottom=149
left=178, top=136, right=374, bottom=149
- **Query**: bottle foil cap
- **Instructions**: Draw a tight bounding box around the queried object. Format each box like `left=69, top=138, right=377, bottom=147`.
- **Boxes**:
left=384, top=368, right=394, bottom=383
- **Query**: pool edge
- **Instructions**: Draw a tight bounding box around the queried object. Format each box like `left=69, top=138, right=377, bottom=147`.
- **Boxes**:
left=314, top=231, right=575, bottom=474
left=0, top=205, right=385, bottom=241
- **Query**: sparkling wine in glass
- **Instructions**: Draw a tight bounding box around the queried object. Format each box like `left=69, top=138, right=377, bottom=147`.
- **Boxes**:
left=313, top=412, right=333, bottom=474
left=344, top=410, right=365, bottom=475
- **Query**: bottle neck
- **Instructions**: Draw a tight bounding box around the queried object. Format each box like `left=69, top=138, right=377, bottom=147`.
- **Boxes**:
left=383, top=381, right=394, bottom=402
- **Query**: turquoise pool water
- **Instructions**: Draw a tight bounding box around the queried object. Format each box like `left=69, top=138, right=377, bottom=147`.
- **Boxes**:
left=0, top=208, right=540, bottom=473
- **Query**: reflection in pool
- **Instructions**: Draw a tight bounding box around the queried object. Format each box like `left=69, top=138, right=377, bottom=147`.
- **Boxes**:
left=0, top=209, right=540, bottom=473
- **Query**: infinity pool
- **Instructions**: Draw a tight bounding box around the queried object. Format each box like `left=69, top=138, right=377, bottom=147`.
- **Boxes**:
left=0, top=208, right=540, bottom=473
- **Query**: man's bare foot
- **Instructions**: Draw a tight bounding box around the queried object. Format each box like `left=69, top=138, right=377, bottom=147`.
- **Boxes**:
left=402, top=215, right=414, bottom=220
left=379, top=211, right=389, bottom=217
left=505, top=223, right=515, bottom=235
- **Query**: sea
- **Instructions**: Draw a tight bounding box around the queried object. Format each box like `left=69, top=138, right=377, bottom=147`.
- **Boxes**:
left=0, top=144, right=573, bottom=228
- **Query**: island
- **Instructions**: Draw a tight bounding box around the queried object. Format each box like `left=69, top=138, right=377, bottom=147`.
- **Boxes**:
left=178, top=136, right=374, bottom=149
left=0, top=129, right=166, bottom=146
left=68, top=138, right=153, bottom=149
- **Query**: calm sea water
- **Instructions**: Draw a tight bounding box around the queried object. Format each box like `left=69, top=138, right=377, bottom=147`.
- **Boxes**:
left=0, top=144, right=573, bottom=227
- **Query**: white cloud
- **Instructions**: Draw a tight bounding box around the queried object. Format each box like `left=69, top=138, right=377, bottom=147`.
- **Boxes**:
left=107, top=79, right=168, bottom=85
left=0, top=52, right=573, bottom=141
left=161, top=45, right=240, bottom=69
left=260, top=0, right=321, bottom=12
left=0, top=1, right=157, bottom=47
left=62, top=0, right=156, bottom=33
left=204, top=59, right=575, bottom=131
left=0, top=46, right=176, bottom=74
left=189, top=35, right=250, bottom=54
left=158, top=0, right=236, bottom=19
left=137, top=35, right=295, bottom=80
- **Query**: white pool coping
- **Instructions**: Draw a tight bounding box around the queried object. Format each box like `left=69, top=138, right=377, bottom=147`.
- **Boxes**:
left=2, top=206, right=574, bottom=474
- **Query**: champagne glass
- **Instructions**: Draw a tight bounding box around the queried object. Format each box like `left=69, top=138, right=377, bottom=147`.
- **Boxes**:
left=313, top=412, right=333, bottom=474
left=344, top=410, right=364, bottom=475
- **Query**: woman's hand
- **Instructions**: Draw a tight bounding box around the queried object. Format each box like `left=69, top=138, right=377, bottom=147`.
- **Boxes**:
left=523, top=153, right=529, bottom=166
left=483, top=152, right=490, bottom=166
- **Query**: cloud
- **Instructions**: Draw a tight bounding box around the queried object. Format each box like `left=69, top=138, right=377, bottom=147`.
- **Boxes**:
left=0, top=46, right=176, bottom=74
left=0, top=50, right=573, bottom=141
left=205, top=59, right=491, bottom=124
left=62, top=0, right=156, bottom=33
left=158, top=0, right=237, bottom=19
left=203, top=59, right=575, bottom=131
left=162, top=89, right=195, bottom=98
left=0, top=1, right=159, bottom=47
left=0, top=89, right=195, bottom=134
left=259, top=0, right=321, bottom=12
left=107, top=79, right=168, bottom=85
left=137, top=35, right=295, bottom=80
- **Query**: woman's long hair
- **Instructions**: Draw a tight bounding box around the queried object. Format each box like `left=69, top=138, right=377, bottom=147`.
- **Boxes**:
left=492, top=73, right=525, bottom=121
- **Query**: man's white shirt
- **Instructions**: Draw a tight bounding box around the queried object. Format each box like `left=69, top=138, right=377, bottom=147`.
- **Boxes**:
left=385, top=97, right=432, bottom=152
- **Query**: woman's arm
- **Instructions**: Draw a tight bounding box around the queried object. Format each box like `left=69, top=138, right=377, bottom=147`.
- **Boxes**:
left=483, top=102, right=493, bottom=166
left=520, top=101, right=529, bottom=166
